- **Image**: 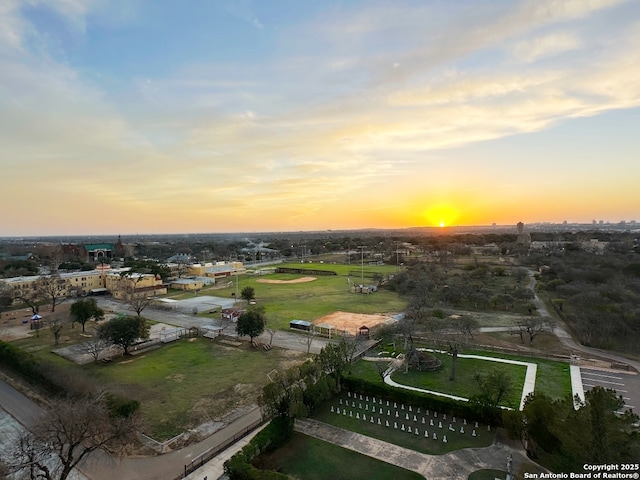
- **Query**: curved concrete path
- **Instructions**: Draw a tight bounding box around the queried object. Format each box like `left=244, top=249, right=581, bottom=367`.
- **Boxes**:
left=295, top=418, right=529, bottom=480
left=383, top=350, right=537, bottom=410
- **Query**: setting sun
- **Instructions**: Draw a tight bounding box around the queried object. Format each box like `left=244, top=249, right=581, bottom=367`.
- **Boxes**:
left=424, top=203, right=459, bottom=228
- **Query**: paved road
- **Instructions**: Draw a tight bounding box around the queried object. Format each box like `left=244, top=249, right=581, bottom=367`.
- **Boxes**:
left=79, top=407, right=263, bottom=480
left=0, top=378, right=43, bottom=428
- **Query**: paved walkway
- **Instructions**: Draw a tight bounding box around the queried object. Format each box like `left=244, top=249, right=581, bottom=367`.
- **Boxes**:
left=384, top=350, right=537, bottom=410
left=295, top=418, right=529, bottom=480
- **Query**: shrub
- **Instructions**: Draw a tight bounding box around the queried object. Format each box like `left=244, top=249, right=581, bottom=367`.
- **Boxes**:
left=224, top=417, right=293, bottom=480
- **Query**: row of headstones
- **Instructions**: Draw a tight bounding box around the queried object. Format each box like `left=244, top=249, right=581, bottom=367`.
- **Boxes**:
left=336, top=409, right=482, bottom=443
left=331, top=405, right=489, bottom=436
left=339, top=398, right=476, bottom=425
left=341, top=394, right=464, bottom=419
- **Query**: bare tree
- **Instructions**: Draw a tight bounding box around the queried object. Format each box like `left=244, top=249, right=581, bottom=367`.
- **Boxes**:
left=10, top=395, right=139, bottom=480
left=49, top=319, right=64, bottom=346
left=518, top=316, right=548, bottom=345
left=86, top=337, right=112, bottom=362
left=453, top=315, right=479, bottom=342
left=36, top=275, right=69, bottom=313
left=265, top=327, right=277, bottom=347
left=300, top=330, right=314, bottom=354
left=12, top=286, right=42, bottom=316
left=128, top=293, right=152, bottom=318
left=448, top=341, right=459, bottom=381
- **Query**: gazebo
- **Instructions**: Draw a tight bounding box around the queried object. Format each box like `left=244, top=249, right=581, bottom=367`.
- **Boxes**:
left=358, top=325, right=370, bottom=339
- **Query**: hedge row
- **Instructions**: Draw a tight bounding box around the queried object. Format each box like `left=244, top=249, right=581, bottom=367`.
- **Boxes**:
left=0, top=340, right=139, bottom=418
left=342, top=376, right=504, bottom=427
left=0, top=340, right=63, bottom=395
left=224, top=417, right=294, bottom=480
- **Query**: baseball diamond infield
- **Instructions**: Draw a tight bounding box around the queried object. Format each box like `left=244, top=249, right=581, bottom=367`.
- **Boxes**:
left=256, top=276, right=317, bottom=284
left=313, top=311, right=394, bottom=336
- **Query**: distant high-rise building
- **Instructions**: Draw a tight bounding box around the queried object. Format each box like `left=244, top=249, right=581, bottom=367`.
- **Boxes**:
left=516, top=222, right=531, bottom=247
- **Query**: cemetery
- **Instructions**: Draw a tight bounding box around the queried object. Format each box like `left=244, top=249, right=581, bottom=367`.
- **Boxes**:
left=315, top=390, right=494, bottom=455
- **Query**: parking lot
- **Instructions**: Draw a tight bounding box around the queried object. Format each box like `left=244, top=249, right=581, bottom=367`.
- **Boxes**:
left=581, top=368, right=640, bottom=412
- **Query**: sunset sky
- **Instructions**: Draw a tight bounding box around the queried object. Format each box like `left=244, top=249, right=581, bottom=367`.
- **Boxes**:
left=1, top=0, right=639, bottom=236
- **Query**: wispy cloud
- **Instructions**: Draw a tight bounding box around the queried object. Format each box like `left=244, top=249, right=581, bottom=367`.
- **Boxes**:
left=0, top=0, right=638, bottom=234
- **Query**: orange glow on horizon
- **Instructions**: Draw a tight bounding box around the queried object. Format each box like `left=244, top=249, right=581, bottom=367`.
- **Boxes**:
left=423, top=203, right=460, bottom=228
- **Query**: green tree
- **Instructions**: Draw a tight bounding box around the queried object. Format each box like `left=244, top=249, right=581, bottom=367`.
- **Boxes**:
left=70, top=298, right=104, bottom=333
left=472, top=368, right=513, bottom=407
left=98, top=315, right=149, bottom=355
left=236, top=307, right=265, bottom=343
left=240, top=286, right=255, bottom=302
left=318, top=337, right=357, bottom=391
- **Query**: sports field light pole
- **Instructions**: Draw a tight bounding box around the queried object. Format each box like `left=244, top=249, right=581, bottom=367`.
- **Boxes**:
left=358, top=246, right=365, bottom=285
left=235, top=268, right=239, bottom=305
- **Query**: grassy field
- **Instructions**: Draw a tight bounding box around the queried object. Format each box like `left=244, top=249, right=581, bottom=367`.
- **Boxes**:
left=11, top=331, right=307, bottom=440
left=348, top=347, right=571, bottom=410
left=313, top=391, right=494, bottom=455
left=86, top=339, right=308, bottom=440
left=210, top=265, right=407, bottom=330
left=390, top=352, right=527, bottom=408
left=254, top=432, right=425, bottom=480
left=464, top=349, right=572, bottom=400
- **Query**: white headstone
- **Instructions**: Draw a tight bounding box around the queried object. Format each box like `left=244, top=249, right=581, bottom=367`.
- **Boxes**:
left=422, top=417, right=425, bottom=424
left=394, top=422, right=398, bottom=429
left=386, top=420, right=389, bottom=427
left=460, top=427, right=464, bottom=434
left=401, top=424, right=405, bottom=431
left=433, top=432, right=437, bottom=440
left=472, top=429, right=476, bottom=437
left=443, top=435, right=447, bottom=443
left=408, top=426, right=412, bottom=433
left=438, top=421, right=442, bottom=429
left=356, top=412, right=360, bottom=419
